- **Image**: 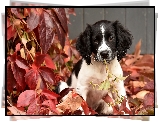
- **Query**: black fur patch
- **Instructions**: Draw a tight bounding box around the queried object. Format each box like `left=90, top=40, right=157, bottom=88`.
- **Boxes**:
left=72, top=59, right=83, bottom=78
left=54, top=81, right=61, bottom=93
left=95, top=102, right=104, bottom=114
left=67, top=59, right=83, bottom=86
left=67, top=76, right=72, bottom=86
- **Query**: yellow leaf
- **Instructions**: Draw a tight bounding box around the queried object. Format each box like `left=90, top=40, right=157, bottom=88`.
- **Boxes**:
left=30, top=47, right=35, bottom=57
left=20, top=48, right=25, bottom=59
left=21, top=37, right=28, bottom=47
left=117, top=75, right=129, bottom=81
left=98, top=80, right=110, bottom=90
left=13, top=19, right=21, bottom=26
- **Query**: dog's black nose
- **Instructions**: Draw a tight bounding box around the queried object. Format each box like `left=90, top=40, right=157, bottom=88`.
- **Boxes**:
left=100, top=51, right=109, bottom=59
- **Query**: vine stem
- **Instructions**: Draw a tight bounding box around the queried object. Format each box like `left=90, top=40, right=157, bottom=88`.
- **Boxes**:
left=31, top=32, right=42, bottom=54
left=10, top=16, right=34, bottom=61
left=89, top=60, right=128, bottom=107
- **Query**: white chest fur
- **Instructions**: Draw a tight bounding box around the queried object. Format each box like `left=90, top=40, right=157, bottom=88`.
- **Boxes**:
left=74, top=56, right=123, bottom=87
left=70, top=56, right=123, bottom=100
left=71, top=56, right=125, bottom=112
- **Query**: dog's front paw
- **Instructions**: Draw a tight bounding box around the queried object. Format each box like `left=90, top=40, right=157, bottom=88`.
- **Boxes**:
left=99, top=104, right=113, bottom=115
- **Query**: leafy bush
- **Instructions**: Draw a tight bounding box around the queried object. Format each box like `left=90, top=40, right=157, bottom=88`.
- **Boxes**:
left=7, top=7, right=80, bottom=115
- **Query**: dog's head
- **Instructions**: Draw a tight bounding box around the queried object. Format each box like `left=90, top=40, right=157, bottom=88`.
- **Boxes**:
left=76, top=20, right=133, bottom=65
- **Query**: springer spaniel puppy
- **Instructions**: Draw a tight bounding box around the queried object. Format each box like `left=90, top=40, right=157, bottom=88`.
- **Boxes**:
left=57, top=20, right=132, bottom=115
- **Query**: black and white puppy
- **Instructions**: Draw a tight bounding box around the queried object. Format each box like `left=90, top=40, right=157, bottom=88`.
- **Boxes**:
left=57, top=20, right=132, bottom=115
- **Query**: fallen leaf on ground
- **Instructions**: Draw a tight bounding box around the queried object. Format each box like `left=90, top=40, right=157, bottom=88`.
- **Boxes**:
left=132, top=90, right=150, bottom=99
left=56, top=90, right=83, bottom=114
left=7, top=106, right=26, bottom=115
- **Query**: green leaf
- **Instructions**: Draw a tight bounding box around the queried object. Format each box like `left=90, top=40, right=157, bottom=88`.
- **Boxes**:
left=117, top=75, right=129, bottom=81
left=98, top=80, right=110, bottom=90
left=129, top=98, right=141, bottom=107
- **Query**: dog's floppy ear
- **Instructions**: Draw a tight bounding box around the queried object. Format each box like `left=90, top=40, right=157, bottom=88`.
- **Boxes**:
left=76, top=24, right=92, bottom=65
left=113, top=20, right=133, bottom=61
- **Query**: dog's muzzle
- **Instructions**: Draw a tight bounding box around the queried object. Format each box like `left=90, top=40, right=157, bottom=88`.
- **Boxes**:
left=100, top=50, right=111, bottom=59
left=94, top=50, right=116, bottom=63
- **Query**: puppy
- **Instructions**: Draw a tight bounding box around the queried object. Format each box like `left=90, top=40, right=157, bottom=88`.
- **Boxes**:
left=57, top=20, right=132, bottom=115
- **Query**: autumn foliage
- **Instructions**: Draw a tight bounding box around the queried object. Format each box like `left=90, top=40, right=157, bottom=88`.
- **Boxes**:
left=7, top=7, right=80, bottom=115
left=120, top=40, right=154, bottom=115
left=6, top=7, right=154, bottom=116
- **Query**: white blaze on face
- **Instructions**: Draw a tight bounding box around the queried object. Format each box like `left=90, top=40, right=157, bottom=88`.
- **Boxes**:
left=98, top=25, right=111, bottom=52
left=101, top=25, right=105, bottom=34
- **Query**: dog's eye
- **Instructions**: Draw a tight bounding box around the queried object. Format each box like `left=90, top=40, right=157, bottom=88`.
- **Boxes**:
left=94, top=40, right=98, bottom=44
left=109, top=36, right=114, bottom=41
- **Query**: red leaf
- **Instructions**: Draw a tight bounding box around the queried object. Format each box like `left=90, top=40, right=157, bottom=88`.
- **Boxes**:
left=7, top=25, right=16, bottom=40
left=73, top=110, right=82, bottom=115
left=134, top=55, right=154, bottom=68
left=41, top=90, right=59, bottom=107
left=7, top=17, right=11, bottom=28
left=113, top=106, right=119, bottom=115
left=142, top=81, right=154, bottom=92
left=25, top=69, right=40, bottom=90
left=9, top=52, right=17, bottom=62
left=53, top=55, right=63, bottom=65
left=44, top=54, right=56, bottom=69
left=63, top=109, right=71, bottom=115
left=72, top=92, right=78, bottom=98
left=27, top=98, right=40, bottom=115
left=53, top=8, right=68, bottom=33
left=26, top=8, right=40, bottom=30
left=15, top=43, right=21, bottom=52
left=119, top=97, right=126, bottom=111
left=81, top=100, right=90, bottom=115
left=31, top=63, right=38, bottom=71
left=89, top=109, right=98, bottom=115
left=51, top=13, right=66, bottom=48
left=64, top=45, right=72, bottom=60
left=24, top=8, right=31, bottom=17
left=41, top=89, right=60, bottom=100
left=139, top=72, right=154, bottom=80
left=39, top=10, right=55, bottom=54
left=143, top=92, right=154, bottom=107
left=33, top=54, right=56, bottom=69
left=53, top=50, right=68, bottom=65
left=65, top=8, right=76, bottom=16
left=7, top=62, right=17, bottom=92
left=102, top=94, right=114, bottom=103
left=71, top=47, right=80, bottom=59
left=16, top=56, right=29, bottom=69
left=118, top=97, right=132, bottom=115
left=17, top=90, right=36, bottom=107
left=11, top=62, right=26, bottom=91
left=124, top=107, right=132, bottom=115
left=42, top=100, right=59, bottom=114
left=134, top=40, right=141, bottom=58
left=11, top=8, right=24, bottom=19
left=34, top=54, right=46, bottom=68
left=64, top=40, right=80, bottom=60
left=39, top=67, right=56, bottom=85
left=55, top=74, right=64, bottom=83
